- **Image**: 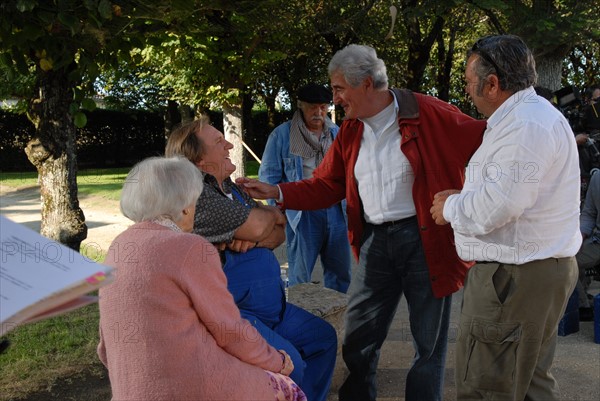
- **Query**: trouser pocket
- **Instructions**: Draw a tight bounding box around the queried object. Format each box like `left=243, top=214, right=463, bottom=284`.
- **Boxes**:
left=463, top=319, right=521, bottom=393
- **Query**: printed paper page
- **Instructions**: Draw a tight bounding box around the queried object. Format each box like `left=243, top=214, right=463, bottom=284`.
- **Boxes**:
left=0, top=215, right=112, bottom=327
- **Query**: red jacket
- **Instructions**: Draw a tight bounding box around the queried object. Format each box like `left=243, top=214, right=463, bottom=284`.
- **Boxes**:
left=280, top=89, right=485, bottom=298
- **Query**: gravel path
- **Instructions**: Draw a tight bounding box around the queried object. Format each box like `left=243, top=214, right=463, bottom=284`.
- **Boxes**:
left=0, top=184, right=130, bottom=254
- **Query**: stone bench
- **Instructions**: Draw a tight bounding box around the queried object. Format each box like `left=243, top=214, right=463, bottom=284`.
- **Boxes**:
left=288, top=282, right=348, bottom=395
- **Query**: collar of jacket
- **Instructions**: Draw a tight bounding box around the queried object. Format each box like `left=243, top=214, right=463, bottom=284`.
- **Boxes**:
left=390, top=88, right=419, bottom=120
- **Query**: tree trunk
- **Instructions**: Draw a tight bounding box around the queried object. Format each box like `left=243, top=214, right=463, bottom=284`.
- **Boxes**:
left=436, top=27, right=458, bottom=102
left=24, top=69, right=87, bottom=251
left=534, top=55, right=563, bottom=92
left=164, top=99, right=181, bottom=139
left=242, top=92, right=255, bottom=139
left=404, top=16, right=445, bottom=91
left=179, top=104, right=194, bottom=124
left=223, top=102, right=245, bottom=179
left=265, top=94, right=277, bottom=131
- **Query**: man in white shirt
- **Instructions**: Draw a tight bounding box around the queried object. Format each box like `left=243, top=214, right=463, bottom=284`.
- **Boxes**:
left=431, top=34, right=581, bottom=400
left=239, top=44, right=485, bottom=401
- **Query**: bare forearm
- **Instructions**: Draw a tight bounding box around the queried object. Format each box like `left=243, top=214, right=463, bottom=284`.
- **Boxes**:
left=257, top=224, right=285, bottom=249
left=233, top=204, right=285, bottom=243
left=255, top=206, right=286, bottom=249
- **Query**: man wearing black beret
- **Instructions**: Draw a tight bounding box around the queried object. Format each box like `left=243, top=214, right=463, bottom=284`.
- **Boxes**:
left=259, top=83, right=351, bottom=295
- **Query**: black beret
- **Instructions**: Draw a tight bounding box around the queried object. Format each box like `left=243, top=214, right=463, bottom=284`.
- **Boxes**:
left=297, top=83, right=332, bottom=104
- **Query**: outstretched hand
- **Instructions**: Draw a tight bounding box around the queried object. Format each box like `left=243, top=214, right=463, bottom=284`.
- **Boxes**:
left=430, top=189, right=460, bottom=225
left=235, top=177, right=280, bottom=201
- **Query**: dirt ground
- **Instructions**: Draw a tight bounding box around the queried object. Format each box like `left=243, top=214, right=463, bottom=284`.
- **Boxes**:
left=11, top=372, right=112, bottom=401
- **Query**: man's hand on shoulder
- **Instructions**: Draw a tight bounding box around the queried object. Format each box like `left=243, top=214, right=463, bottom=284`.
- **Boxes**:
left=236, top=177, right=280, bottom=201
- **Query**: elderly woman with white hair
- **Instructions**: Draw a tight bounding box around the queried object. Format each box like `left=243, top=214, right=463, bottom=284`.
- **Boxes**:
left=97, top=156, right=305, bottom=401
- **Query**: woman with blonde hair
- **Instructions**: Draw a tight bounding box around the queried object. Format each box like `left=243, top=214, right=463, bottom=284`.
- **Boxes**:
left=166, top=119, right=338, bottom=401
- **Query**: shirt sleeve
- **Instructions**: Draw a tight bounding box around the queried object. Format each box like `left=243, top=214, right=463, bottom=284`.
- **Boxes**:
left=259, top=128, right=285, bottom=186
left=193, top=183, right=251, bottom=243
left=444, top=119, right=553, bottom=236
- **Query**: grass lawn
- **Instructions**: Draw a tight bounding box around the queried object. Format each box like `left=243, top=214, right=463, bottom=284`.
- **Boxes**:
left=0, top=168, right=129, bottom=201
left=0, top=160, right=260, bottom=400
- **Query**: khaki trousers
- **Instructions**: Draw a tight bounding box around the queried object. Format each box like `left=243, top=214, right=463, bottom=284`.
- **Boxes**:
left=455, top=257, right=578, bottom=401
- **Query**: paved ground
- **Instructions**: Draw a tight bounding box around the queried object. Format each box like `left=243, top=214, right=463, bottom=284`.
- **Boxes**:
left=371, top=286, right=600, bottom=401
left=1, top=184, right=599, bottom=400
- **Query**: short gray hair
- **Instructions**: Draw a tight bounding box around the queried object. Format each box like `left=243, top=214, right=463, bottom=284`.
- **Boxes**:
left=467, top=35, right=537, bottom=96
left=328, top=44, right=388, bottom=90
left=120, top=156, right=203, bottom=223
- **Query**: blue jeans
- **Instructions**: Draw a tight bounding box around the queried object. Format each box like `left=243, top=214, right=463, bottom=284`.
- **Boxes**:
left=339, top=218, right=451, bottom=401
left=287, top=205, right=351, bottom=293
left=224, top=248, right=338, bottom=401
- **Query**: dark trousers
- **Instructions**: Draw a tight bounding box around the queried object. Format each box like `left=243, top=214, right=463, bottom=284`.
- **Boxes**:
left=339, top=219, right=451, bottom=401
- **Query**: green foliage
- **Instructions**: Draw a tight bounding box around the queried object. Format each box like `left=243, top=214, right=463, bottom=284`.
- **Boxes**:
left=0, top=62, right=35, bottom=107
left=0, top=107, right=166, bottom=170
left=2, top=0, right=599, bottom=136
left=469, top=0, right=599, bottom=58
left=81, top=98, right=96, bottom=111
left=94, top=64, right=166, bottom=111
left=0, top=1, right=171, bottom=127
left=73, top=111, right=88, bottom=128
left=564, top=40, right=600, bottom=90
left=246, top=160, right=260, bottom=178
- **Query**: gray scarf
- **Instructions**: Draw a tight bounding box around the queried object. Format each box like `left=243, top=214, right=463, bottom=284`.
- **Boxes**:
left=289, top=110, right=333, bottom=165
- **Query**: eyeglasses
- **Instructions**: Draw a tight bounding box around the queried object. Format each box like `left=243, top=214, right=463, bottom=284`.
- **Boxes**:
left=471, top=39, right=504, bottom=81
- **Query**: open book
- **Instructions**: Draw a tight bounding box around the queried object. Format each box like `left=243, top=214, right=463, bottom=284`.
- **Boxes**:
left=0, top=215, right=114, bottom=336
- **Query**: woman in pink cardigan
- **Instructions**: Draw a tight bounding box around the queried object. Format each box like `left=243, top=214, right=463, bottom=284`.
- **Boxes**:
left=97, top=156, right=306, bottom=401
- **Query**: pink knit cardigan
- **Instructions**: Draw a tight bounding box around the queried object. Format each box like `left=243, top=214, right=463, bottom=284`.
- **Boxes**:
left=97, top=222, right=283, bottom=400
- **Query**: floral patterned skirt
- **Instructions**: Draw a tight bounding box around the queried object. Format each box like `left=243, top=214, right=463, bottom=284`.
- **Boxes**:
left=265, top=371, right=307, bottom=401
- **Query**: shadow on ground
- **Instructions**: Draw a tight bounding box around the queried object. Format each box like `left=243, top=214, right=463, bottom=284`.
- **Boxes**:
left=13, top=370, right=111, bottom=401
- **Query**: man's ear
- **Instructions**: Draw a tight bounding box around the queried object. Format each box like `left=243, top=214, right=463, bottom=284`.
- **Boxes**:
left=363, top=76, right=374, bottom=91
left=486, top=75, right=501, bottom=96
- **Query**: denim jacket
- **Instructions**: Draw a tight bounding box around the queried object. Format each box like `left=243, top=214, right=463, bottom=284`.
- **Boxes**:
left=259, top=120, right=344, bottom=232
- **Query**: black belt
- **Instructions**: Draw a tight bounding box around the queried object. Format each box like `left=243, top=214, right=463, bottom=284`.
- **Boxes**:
left=375, top=215, right=417, bottom=227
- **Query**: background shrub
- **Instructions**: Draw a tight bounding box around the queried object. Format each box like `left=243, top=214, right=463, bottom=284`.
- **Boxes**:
left=0, top=109, right=293, bottom=171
